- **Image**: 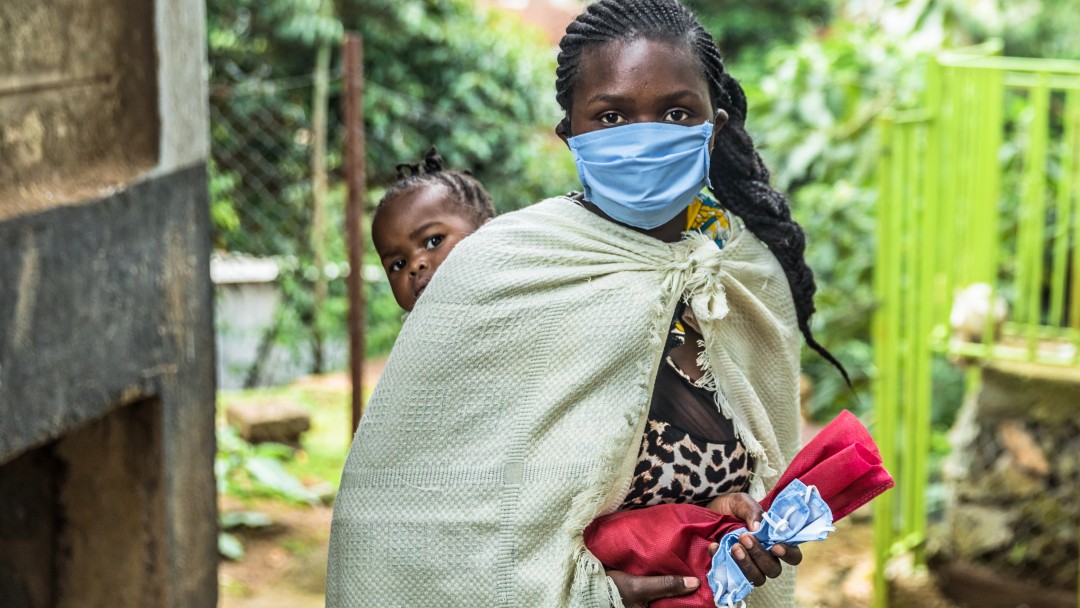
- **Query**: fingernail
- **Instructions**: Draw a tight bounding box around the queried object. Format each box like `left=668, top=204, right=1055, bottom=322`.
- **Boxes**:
left=749, top=520, right=760, bottom=532
left=732, top=546, right=746, bottom=560
left=772, top=545, right=787, bottom=557
left=740, top=535, right=754, bottom=549
left=683, top=577, right=700, bottom=589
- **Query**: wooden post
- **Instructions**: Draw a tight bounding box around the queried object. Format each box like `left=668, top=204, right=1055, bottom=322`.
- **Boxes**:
left=343, top=33, right=367, bottom=434
left=309, top=0, right=334, bottom=373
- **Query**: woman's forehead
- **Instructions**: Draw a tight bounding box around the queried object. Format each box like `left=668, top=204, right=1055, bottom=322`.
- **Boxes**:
left=572, top=38, right=710, bottom=107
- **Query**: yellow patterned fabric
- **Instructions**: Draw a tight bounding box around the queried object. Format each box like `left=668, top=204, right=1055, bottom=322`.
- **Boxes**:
left=686, top=189, right=742, bottom=249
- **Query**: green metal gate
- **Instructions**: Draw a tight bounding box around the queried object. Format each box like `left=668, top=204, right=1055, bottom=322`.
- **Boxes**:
left=873, top=45, right=1080, bottom=607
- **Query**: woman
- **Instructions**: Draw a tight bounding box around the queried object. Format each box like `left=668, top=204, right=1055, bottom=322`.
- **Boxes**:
left=326, top=2, right=843, bottom=606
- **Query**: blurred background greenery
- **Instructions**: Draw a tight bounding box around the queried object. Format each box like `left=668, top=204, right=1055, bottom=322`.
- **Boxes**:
left=206, top=0, right=1080, bottom=421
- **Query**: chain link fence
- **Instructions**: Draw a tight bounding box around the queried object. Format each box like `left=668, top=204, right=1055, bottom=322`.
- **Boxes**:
left=208, top=75, right=358, bottom=388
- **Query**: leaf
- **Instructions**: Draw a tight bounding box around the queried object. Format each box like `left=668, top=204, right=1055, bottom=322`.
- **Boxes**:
left=244, top=456, right=319, bottom=504
left=219, top=532, right=246, bottom=561
left=221, top=510, right=275, bottom=530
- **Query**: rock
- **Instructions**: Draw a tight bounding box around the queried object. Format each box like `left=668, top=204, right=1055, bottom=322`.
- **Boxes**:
left=949, top=504, right=1015, bottom=557
left=989, top=453, right=1047, bottom=498
left=226, top=401, right=311, bottom=445
left=996, top=420, right=1050, bottom=476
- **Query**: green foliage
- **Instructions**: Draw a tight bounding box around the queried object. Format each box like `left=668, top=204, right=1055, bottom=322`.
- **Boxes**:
left=740, top=20, right=930, bottom=419
left=683, top=0, right=832, bottom=62
left=341, top=0, right=578, bottom=210
left=218, top=510, right=276, bottom=561
left=215, top=426, right=320, bottom=504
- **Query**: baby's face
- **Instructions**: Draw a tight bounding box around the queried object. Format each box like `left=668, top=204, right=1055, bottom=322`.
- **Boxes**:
left=373, top=185, right=479, bottom=311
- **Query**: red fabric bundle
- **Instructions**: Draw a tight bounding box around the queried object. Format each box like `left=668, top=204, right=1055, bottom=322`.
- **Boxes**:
left=583, top=410, right=894, bottom=608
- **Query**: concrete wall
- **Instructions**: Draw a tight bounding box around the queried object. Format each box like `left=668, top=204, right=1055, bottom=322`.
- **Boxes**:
left=0, top=0, right=216, bottom=605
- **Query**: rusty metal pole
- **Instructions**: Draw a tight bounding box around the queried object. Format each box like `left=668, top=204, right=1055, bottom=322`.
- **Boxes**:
left=343, top=33, right=367, bottom=434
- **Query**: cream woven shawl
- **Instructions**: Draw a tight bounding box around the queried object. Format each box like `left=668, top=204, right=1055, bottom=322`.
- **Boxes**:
left=326, top=197, right=801, bottom=607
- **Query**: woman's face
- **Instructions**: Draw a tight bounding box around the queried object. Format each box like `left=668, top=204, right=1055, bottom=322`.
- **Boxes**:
left=560, top=38, right=718, bottom=139
left=557, top=38, right=726, bottom=241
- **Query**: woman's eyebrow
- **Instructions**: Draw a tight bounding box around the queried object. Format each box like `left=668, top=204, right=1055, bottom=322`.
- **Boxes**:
left=585, top=92, right=636, bottom=106
left=656, top=89, right=708, bottom=104
left=585, top=89, right=706, bottom=106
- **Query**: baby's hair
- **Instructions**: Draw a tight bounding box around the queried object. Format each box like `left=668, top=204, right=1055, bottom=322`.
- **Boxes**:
left=556, top=0, right=850, bottom=384
left=375, top=146, right=495, bottom=228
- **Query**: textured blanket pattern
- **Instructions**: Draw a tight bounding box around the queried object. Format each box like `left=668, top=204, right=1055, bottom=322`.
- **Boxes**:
left=326, top=197, right=801, bottom=607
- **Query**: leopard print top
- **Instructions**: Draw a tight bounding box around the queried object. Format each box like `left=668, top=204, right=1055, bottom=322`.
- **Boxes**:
left=620, top=300, right=752, bottom=510
left=621, top=417, right=751, bottom=509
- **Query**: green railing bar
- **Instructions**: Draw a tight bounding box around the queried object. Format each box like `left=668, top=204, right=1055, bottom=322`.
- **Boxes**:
left=912, top=120, right=935, bottom=568
left=979, top=68, right=1006, bottom=352
left=1004, top=72, right=1080, bottom=92
left=1050, top=87, right=1076, bottom=327
left=1013, top=80, right=1039, bottom=330
left=959, top=68, right=976, bottom=289
left=1023, top=75, right=1050, bottom=356
left=924, top=61, right=949, bottom=338
left=999, top=321, right=1080, bottom=340
left=1069, top=90, right=1080, bottom=337
left=938, top=65, right=959, bottom=330
left=902, top=121, right=926, bottom=549
left=872, top=114, right=895, bottom=608
left=946, top=339, right=1080, bottom=367
left=939, top=55, right=1080, bottom=76
left=959, top=67, right=980, bottom=285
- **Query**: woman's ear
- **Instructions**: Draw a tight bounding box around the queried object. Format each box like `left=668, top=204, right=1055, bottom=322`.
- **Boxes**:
left=555, top=119, right=571, bottom=148
left=709, top=108, right=729, bottom=152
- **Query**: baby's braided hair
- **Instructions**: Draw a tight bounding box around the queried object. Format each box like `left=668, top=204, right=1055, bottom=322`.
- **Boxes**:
left=556, top=0, right=850, bottom=383
left=375, top=146, right=495, bottom=228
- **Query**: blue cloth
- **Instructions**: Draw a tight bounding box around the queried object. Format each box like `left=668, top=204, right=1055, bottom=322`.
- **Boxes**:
left=567, top=122, right=713, bottom=230
left=707, top=480, right=835, bottom=608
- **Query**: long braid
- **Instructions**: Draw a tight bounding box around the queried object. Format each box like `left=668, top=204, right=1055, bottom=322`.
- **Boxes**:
left=556, top=0, right=850, bottom=384
left=375, top=146, right=496, bottom=227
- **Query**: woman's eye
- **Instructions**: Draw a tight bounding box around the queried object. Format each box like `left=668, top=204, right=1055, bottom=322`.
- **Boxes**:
left=424, top=235, right=444, bottom=249
left=599, top=112, right=626, bottom=125
left=389, top=259, right=406, bottom=272
left=664, top=109, right=690, bottom=122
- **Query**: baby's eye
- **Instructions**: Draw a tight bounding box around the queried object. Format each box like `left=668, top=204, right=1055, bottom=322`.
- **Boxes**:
left=424, top=235, right=445, bottom=249
left=599, top=112, right=627, bottom=126
left=664, top=109, right=690, bottom=122
left=388, top=259, right=406, bottom=273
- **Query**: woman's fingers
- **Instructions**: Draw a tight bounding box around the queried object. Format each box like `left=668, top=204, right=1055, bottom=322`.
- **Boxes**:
left=729, top=533, right=783, bottom=586
left=705, top=493, right=763, bottom=532
left=607, top=570, right=700, bottom=607
left=771, top=543, right=803, bottom=566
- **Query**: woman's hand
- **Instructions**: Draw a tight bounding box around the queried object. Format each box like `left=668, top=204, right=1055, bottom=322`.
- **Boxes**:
left=704, top=493, right=803, bottom=587
left=606, top=570, right=701, bottom=608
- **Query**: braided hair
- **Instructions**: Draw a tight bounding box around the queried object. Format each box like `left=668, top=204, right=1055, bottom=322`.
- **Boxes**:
left=556, top=0, right=849, bottom=383
left=375, top=146, right=495, bottom=228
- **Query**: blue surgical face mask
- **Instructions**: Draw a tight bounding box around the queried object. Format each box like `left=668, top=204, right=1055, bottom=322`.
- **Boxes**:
left=568, top=121, right=713, bottom=230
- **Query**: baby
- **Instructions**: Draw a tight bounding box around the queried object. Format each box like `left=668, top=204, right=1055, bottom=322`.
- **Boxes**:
left=371, top=147, right=495, bottom=311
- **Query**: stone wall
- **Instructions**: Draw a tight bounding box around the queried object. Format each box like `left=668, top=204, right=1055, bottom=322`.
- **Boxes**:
left=0, top=0, right=215, bottom=605
left=0, top=0, right=159, bottom=219
left=937, top=361, right=1080, bottom=603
